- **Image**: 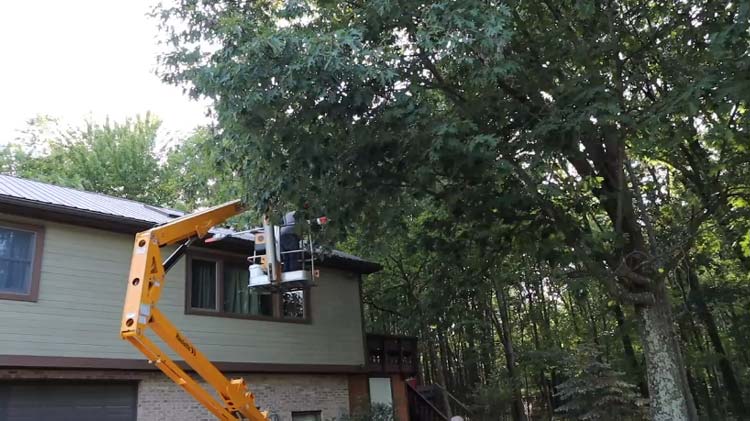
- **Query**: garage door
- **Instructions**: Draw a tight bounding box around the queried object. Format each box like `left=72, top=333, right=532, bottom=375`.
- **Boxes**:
left=0, top=381, right=137, bottom=421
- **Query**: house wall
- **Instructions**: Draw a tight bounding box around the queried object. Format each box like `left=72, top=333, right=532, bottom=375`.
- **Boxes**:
left=0, top=213, right=365, bottom=367
left=139, top=372, right=350, bottom=421
left=0, top=368, right=351, bottom=421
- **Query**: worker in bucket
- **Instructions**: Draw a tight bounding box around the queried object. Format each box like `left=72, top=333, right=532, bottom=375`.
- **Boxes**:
left=279, top=211, right=302, bottom=271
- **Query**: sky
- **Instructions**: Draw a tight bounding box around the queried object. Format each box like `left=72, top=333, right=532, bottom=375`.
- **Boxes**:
left=0, top=0, right=209, bottom=144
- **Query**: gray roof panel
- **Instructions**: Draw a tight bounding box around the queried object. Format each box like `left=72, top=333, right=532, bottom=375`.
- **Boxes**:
left=0, top=174, right=182, bottom=224
left=0, top=174, right=381, bottom=273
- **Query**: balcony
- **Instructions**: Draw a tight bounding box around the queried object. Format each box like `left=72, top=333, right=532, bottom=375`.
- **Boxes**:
left=365, top=333, right=418, bottom=375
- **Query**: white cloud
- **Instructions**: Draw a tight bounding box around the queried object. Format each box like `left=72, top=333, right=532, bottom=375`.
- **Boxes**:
left=0, top=0, right=210, bottom=144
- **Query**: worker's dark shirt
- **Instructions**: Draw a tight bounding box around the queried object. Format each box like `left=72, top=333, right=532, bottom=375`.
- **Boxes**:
left=280, top=212, right=301, bottom=271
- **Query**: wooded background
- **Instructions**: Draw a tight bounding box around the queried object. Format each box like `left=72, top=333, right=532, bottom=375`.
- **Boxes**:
left=3, top=1, right=748, bottom=420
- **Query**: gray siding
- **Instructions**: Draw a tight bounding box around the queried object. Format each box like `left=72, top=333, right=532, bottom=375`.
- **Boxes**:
left=0, top=214, right=365, bottom=366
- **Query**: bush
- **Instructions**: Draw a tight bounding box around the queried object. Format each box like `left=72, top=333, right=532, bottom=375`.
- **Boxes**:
left=339, top=403, right=394, bottom=421
left=554, top=346, right=647, bottom=421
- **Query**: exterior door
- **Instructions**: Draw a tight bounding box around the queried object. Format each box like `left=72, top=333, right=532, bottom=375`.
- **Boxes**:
left=0, top=381, right=137, bottom=421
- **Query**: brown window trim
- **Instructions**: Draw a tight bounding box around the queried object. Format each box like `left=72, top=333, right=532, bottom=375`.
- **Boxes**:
left=292, top=410, right=322, bottom=421
left=0, top=220, right=44, bottom=302
left=185, top=250, right=311, bottom=324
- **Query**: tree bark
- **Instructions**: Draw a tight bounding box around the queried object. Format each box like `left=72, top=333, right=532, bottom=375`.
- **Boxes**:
left=428, top=334, right=453, bottom=417
left=567, top=141, right=699, bottom=420
left=583, top=294, right=601, bottom=346
left=437, top=329, right=454, bottom=394
left=728, top=307, right=750, bottom=367
left=675, top=309, right=713, bottom=418
left=612, top=303, right=648, bottom=397
left=492, top=285, right=528, bottom=421
left=686, top=266, right=746, bottom=417
left=636, top=282, right=699, bottom=421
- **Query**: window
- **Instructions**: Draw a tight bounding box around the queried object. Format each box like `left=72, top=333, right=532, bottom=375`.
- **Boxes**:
left=369, top=377, right=394, bottom=407
left=0, top=222, right=44, bottom=302
left=282, top=290, right=305, bottom=319
left=292, top=411, right=321, bottom=421
left=191, top=259, right=217, bottom=310
left=223, top=262, right=273, bottom=316
left=186, top=253, right=308, bottom=322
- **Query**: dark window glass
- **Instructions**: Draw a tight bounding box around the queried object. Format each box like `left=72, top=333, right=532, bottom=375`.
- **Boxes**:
left=292, top=411, right=321, bottom=421
left=282, top=290, right=305, bottom=319
left=223, top=263, right=273, bottom=316
left=188, top=255, right=309, bottom=321
left=0, top=228, right=35, bottom=295
left=190, top=259, right=217, bottom=310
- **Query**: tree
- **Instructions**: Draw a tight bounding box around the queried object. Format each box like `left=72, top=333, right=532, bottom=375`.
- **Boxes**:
left=157, top=1, right=749, bottom=419
left=162, top=127, right=245, bottom=210
left=555, top=346, right=646, bottom=420
left=0, top=113, right=175, bottom=205
left=0, top=115, right=258, bottom=226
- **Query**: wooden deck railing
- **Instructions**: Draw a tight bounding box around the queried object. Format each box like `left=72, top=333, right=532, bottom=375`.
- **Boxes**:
left=407, top=382, right=449, bottom=421
left=366, top=334, right=418, bottom=375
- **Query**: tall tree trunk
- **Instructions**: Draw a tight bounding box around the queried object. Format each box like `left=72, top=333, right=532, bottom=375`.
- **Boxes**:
left=425, top=332, right=439, bottom=386
left=675, top=310, right=713, bottom=418
left=567, top=141, right=698, bottom=420
left=465, top=298, right=482, bottom=387
left=492, top=284, right=528, bottom=421
left=481, top=295, right=498, bottom=383
left=524, top=284, right=553, bottom=420
left=612, top=303, right=648, bottom=397
left=434, top=332, right=454, bottom=418
left=418, top=340, right=430, bottom=385
left=635, top=282, right=699, bottom=421
left=728, top=307, right=750, bottom=367
left=685, top=266, right=747, bottom=417
left=705, top=364, right=726, bottom=418
left=583, top=294, right=601, bottom=346
left=563, top=291, right=581, bottom=337
left=437, top=329, right=454, bottom=393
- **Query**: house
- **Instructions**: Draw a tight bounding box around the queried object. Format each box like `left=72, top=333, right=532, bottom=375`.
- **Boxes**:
left=0, top=175, right=418, bottom=421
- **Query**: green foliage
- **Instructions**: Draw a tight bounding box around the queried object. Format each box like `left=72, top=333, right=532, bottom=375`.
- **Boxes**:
left=0, top=115, right=254, bottom=224
left=0, top=114, right=174, bottom=205
left=341, top=404, right=394, bottom=421
left=162, top=127, right=244, bottom=211
left=741, top=231, right=750, bottom=258
left=471, top=380, right=514, bottom=419
left=150, top=0, right=750, bottom=418
left=555, top=347, right=646, bottom=421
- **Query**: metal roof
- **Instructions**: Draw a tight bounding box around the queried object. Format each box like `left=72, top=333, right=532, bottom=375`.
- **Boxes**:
left=0, top=174, right=184, bottom=224
left=0, top=174, right=381, bottom=273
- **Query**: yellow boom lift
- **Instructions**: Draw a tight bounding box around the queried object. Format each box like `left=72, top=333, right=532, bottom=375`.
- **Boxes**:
left=120, top=200, right=319, bottom=420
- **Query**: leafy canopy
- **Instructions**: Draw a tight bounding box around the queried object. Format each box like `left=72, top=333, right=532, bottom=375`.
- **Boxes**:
left=0, top=114, right=173, bottom=205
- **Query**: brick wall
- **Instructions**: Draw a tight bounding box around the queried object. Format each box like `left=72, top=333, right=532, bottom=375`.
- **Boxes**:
left=0, top=369, right=350, bottom=421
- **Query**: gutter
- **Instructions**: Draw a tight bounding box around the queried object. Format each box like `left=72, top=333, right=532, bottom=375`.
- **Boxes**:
left=0, top=194, right=382, bottom=274
left=0, top=194, right=153, bottom=234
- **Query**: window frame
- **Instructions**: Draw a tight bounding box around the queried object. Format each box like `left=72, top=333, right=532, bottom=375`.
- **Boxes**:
left=186, top=254, right=221, bottom=313
left=185, top=249, right=311, bottom=324
left=0, top=220, right=45, bottom=302
left=292, top=411, right=322, bottom=421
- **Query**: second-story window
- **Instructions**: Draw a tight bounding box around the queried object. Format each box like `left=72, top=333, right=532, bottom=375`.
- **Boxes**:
left=282, top=290, right=305, bottom=319
left=190, top=259, right=217, bottom=310
left=187, top=253, right=308, bottom=322
left=0, top=222, right=44, bottom=302
left=223, top=262, right=273, bottom=316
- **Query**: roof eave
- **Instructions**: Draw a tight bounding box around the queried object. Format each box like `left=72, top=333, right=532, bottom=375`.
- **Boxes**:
left=0, top=195, right=382, bottom=275
left=0, top=194, right=153, bottom=234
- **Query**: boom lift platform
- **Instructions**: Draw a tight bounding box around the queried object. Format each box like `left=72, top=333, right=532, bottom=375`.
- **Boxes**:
left=120, top=200, right=320, bottom=420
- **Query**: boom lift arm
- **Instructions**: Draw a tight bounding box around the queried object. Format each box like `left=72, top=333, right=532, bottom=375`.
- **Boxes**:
left=120, top=200, right=268, bottom=421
